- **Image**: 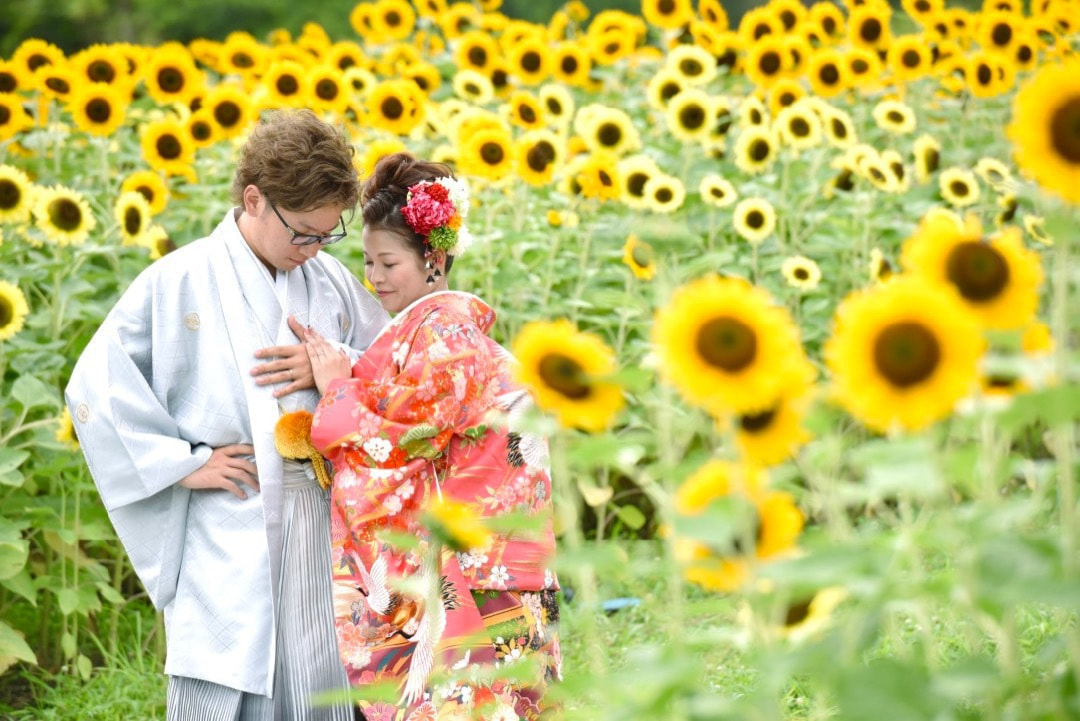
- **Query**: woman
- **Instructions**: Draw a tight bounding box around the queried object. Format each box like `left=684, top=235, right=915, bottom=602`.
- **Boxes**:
left=305, top=153, right=560, bottom=721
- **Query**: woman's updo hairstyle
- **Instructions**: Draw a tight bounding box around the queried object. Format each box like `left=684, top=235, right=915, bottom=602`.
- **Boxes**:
left=361, top=152, right=457, bottom=274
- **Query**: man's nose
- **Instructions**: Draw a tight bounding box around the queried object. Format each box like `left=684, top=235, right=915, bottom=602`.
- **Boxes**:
left=299, top=242, right=321, bottom=258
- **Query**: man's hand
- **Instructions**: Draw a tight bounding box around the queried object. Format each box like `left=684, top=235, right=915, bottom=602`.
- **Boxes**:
left=252, top=316, right=315, bottom=398
left=179, top=444, right=259, bottom=499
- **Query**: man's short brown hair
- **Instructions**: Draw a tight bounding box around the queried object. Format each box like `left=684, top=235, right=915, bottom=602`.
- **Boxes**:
left=231, top=109, right=359, bottom=213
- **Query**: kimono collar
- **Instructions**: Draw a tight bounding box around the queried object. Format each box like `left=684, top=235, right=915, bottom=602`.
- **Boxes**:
left=375, top=291, right=495, bottom=345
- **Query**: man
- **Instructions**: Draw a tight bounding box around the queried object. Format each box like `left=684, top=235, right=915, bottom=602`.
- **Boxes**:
left=65, top=109, right=388, bottom=719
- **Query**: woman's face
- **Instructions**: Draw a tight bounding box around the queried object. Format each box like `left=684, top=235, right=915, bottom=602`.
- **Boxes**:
left=362, top=227, right=433, bottom=314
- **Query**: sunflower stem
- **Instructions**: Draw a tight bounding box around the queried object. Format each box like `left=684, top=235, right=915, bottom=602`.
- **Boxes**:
left=1049, top=212, right=1076, bottom=573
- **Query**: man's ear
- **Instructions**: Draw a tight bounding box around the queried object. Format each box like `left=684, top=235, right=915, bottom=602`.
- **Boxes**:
left=241, top=184, right=263, bottom=215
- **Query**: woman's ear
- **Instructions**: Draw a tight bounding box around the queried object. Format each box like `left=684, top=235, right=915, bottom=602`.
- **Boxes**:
left=432, top=249, right=447, bottom=274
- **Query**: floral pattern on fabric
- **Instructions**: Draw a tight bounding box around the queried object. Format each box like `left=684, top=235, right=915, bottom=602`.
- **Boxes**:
left=310, top=292, right=560, bottom=719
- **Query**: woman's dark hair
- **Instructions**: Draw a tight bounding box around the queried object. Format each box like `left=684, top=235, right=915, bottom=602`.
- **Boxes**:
left=231, top=109, right=359, bottom=213
left=361, top=152, right=457, bottom=275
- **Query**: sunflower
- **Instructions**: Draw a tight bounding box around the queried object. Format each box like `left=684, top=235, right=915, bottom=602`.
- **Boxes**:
left=859, top=152, right=901, bottom=194
left=538, top=83, right=574, bottom=127
left=576, top=105, right=641, bottom=156
left=0, top=164, right=35, bottom=224
left=141, top=223, right=177, bottom=260
left=565, top=151, right=621, bottom=201
left=821, top=107, right=857, bottom=148
left=738, top=95, right=769, bottom=129
left=622, top=233, right=656, bottom=280
left=1023, top=214, right=1052, bottom=247
left=744, top=35, right=789, bottom=88
left=731, top=361, right=816, bottom=467
left=459, top=125, right=514, bottom=181
left=781, top=255, right=821, bottom=291
left=515, top=129, right=563, bottom=187
left=739, top=6, right=784, bottom=44
left=451, top=68, right=495, bottom=105
left=733, top=198, right=777, bottom=245
left=966, top=51, right=1014, bottom=99
left=617, top=154, right=661, bottom=209
left=454, top=30, right=500, bottom=74
left=356, top=137, right=407, bottom=180
left=844, top=47, right=883, bottom=90
left=1007, top=58, right=1080, bottom=203
left=439, top=2, right=480, bottom=39
left=700, top=174, right=738, bottom=208
left=507, top=38, right=551, bottom=86
left=0, top=280, right=30, bottom=342
left=873, top=98, right=917, bottom=135
left=511, top=319, right=624, bottom=432
left=0, top=94, right=33, bottom=141
left=913, top=134, right=942, bottom=184
left=35, top=64, right=76, bottom=102
left=734, top=127, right=779, bottom=175
left=772, top=587, right=848, bottom=643
left=186, top=108, right=218, bottom=150
left=260, top=60, right=308, bottom=108
left=973, top=157, right=1013, bottom=191
left=666, top=44, right=717, bottom=86
left=824, top=277, right=984, bottom=433
left=113, top=191, right=153, bottom=246
left=809, top=1, right=845, bottom=39
left=978, top=10, right=1020, bottom=54
left=642, top=174, right=685, bottom=214
left=0, top=61, right=27, bottom=95
left=140, top=117, right=195, bottom=176
left=774, top=101, right=822, bottom=151
left=218, top=32, right=267, bottom=77
left=1009, top=28, right=1040, bottom=72
left=767, top=77, right=805, bottom=118
left=70, top=43, right=131, bottom=88
left=372, top=0, right=416, bottom=42
left=306, top=65, right=350, bottom=115
left=665, top=89, right=713, bottom=144
left=588, top=27, right=641, bottom=67
left=142, top=42, right=205, bottom=107
left=324, top=40, right=370, bottom=73
left=11, top=38, right=65, bottom=79
left=55, top=407, right=79, bottom=451
left=995, top=193, right=1019, bottom=227
left=504, top=90, right=543, bottom=131
left=550, top=42, right=592, bottom=88
left=848, top=4, right=892, bottom=51
left=199, top=85, right=251, bottom=140
left=121, top=170, right=169, bottom=216
left=869, top=248, right=894, bottom=284
left=643, top=0, right=693, bottom=29
left=806, top=48, right=849, bottom=98
left=646, top=68, right=687, bottom=111
left=901, top=212, right=1043, bottom=330
left=887, top=34, right=933, bottom=83
left=367, top=78, right=425, bottom=135
left=653, top=275, right=804, bottom=415
left=937, top=167, right=980, bottom=208
left=65, top=82, right=127, bottom=137
left=33, top=185, right=97, bottom=247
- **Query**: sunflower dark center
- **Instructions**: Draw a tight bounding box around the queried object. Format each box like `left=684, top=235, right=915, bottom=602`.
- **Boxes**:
left=886, top=110, right=905, bottom=124
left=949, top=179, right=970, bottom=197
left=560, top=55, right=579, bottom=75
left=749, top=138, right=770, bottom=162
left=655, top=187, right=673, bottom=202
left=0, top=179, right=20, bottom=210
left=822, top=16, right=837, bottom=34
left=0, top=295, right=12, bottom=326
left=696, top=317, right=757, bottom=372
left=546, top=98, right=564, bottom=115
left=679, top=104, right=706, bottom=130
left=87, top=60, right=116, bottom=83
left=946, top=241, right=1010, bottom=302
left=156, top=134, right=182, bottom=160
left=49, top=197, right=83, bottom=232
left=134, top=184, right=156, bottom=206
left=679, top=58, right=703, bottom=76
left=526, top=141, right=555, bottom=172
left=869, top=166, right=888, bottom=183
left=660, top=81, right=681, bottom=101
left=468, top=46, right=487, bottom=67
left=124, top=206, right=143, bottom=235
left=480, top=141, right=505, bottom=165
left=759, top=51, right=782, bottom=75
left=598, top=169, right=613, bottom=186
left=521, top=51, right=541, bottom=72
left=45, top=76, right=71, bottom=94
left=537, top=354, right=591, bottom=399
left=714, top=109, right=732, bottom=135
left=597, top=122, right=623, bottom=147
left=86, top=97, right=112, bottom=123
left=753, top=23, right=772, bottom=40
left=794, top=267, right=810, bottom=280
left=630, top=243, right=653, bottom=267
left=27, top=53, right=51, bottom=71
left=790, top=117, right=810, bottom=137
left=157, top=67, right=184, bottom=93
left=745, top=210, right=765, bottom=229
left=851, top=58, right=869, bottom=74
left=316, top=79, right=339, bottom=101
left=991, top=22, right=1012, bottom=46
left=784, top=597, right=814, bottom=626
left=276, top=74, right=299, bottom=95
left=860, top=18, right=882, bottom=43
left=381, top=96, right=404, bottom=120
left=830, top=117, right=848, bottom=138
left=658, top=0, right=676, bottom=15
left=1049, top=96, right=1080, bottom=163
left=739, top=406, right=777, bottom=433
left=902, top=49, right=921, bottom=68
left=779, top=10, right=797, bottom=29
left=914, top=0, right=930, bottom=10
left=519, top=104, right=537, bottom=123
left=976, top=63, right=992, bottom=85
left=709, top=186, right=727, bottom=199
left=627, top=171, right=649, bottom=197
left=0, top=73, right=15, bottom=93
left=492, top=68, right=508, bottom=88
left=214, top=101, right=242, bottom=128
left=873, top=321, right=941, bottom=387
left=385, top=10, right=402, bottom=26
left=604, top=41, right=620, bottom=55
left=819, top=64, right=840, bottom=85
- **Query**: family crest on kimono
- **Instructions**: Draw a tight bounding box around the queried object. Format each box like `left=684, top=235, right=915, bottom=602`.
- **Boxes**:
left=66, top=109, right=389, bottom=720
left=302, top=152, right=562, bottom=721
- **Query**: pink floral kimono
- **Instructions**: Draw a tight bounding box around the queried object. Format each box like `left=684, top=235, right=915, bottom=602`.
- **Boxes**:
left=310, top=291, right=560, bottom=721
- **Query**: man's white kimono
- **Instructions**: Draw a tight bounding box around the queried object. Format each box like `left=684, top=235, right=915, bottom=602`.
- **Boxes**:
left=65, top=209, right=388, bottom=700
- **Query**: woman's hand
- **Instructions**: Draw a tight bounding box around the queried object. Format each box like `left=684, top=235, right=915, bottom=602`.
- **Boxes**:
left=304, top=325, right=352, bottom=396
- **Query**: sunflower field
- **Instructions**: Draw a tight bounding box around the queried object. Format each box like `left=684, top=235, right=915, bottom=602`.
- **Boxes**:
left=1, top=0, right=1080, bottom=718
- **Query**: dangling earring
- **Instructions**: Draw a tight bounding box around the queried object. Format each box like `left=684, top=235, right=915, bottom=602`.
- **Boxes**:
left=432, top=268, right=442, bottom=279
left=426, top=274, right=435, bottom=285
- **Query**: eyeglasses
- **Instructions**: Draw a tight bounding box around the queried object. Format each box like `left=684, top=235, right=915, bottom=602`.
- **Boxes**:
left=269, top=201, right=347, bottom=246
